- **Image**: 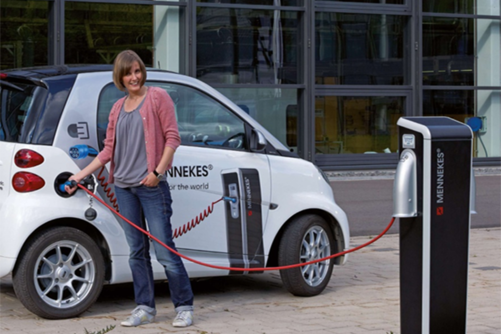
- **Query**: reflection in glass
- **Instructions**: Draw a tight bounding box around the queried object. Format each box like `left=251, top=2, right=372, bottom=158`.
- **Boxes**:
left=475, top=90, right=500, bottom=158
left=422, top=17, right=474, bottom=85
left=423, top=0, right=500, bottom=15
left=424, top=89, right=500, bottom=158
left=197, top=8, right=299, bottom=84
left=477, top=0, right=501, bottom=15
left=315, top=13, right=406, bottom=85
left=423, top=0, right=473, bottom=14
left=477, top=19, right=501, bottom=86
left=217, top=88, right=298, bottom=151
left=197, top=0, right=302, bottom=5
left=64, top=3, right=183, bottom=71
left=423, top=90, right=473, bottom=119
left=314, top=96, right=404, bottom=154
left=322, top=0, right=403, bottom=4
left=0, top=0, right=49, bottom=69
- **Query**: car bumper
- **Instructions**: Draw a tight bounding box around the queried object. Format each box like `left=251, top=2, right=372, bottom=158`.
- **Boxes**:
left=0, top=256, right=16, bottom=278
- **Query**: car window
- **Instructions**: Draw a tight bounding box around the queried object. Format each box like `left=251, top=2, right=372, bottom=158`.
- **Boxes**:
left=97, top=81, right=246, bottom=151
left=97, top=84, right=126, bottom=149
left=151, top=82, right=246, bottom=150
left=1, top=75, right=74, bottom=145
left=0, top=83, right=36, bottom=143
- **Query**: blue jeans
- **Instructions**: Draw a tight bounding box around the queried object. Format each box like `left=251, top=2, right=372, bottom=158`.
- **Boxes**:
left=115, top=181, right=194, bottom=312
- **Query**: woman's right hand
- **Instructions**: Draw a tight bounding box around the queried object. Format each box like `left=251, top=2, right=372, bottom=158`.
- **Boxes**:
left=64, top=175, right=81, bottom=195
left=64, top=157, right=105, bottom=195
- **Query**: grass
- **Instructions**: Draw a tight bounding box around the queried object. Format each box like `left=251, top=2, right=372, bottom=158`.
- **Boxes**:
left=82, top=325, right=116, bottom=334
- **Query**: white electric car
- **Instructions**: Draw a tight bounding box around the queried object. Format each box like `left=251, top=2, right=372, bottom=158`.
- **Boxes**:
left=0, top=65, right=350, bottom=319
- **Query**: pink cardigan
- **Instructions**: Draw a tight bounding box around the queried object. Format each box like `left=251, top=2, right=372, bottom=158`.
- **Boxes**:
left=97, top=86, right=181, bottom=183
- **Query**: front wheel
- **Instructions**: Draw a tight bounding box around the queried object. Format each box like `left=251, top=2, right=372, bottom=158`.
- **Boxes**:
left=278, top=215, right=335, bottom=296
left=12, top=226, right=105, bottom=319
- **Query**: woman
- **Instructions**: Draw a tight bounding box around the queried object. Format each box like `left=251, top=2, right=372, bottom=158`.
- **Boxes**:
left=66, top=50, right=194, bottom=328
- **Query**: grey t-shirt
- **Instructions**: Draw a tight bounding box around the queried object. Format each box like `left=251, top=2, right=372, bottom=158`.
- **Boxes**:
left=113, top=96, right=148, bottom=188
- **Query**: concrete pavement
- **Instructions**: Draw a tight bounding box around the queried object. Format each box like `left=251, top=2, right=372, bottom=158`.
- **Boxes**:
left=1, top=227, right=500, bottom=334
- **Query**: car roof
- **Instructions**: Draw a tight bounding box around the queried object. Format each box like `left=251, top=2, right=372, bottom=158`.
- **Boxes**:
left=2, top=65, right=115, bottom=80
left=2, top=65, right=177, bottom=80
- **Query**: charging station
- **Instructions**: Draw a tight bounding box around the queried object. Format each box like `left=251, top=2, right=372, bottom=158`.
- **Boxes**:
left=393, top=117, right=473, bottom=334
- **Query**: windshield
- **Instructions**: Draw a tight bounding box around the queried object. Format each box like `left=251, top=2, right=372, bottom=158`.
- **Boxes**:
left=0, top=82, right=38, bottom=143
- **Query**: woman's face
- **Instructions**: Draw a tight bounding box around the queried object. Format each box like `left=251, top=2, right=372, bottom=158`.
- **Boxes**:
left=122, top=61, right=143, bottom=95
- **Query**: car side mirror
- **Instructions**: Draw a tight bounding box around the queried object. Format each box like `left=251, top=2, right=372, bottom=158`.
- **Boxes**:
left=250, top=129, right=267, bottom=152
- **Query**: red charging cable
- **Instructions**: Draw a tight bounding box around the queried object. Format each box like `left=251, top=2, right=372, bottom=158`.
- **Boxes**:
left=96, top=167, right=119, bottom=211
left=172, top=198, right=223, bottom=239
left=77, top=183, right=395, bottom=272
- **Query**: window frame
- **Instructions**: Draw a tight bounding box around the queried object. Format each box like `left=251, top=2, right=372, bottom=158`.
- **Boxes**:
left=313, top=88, right=412, bottom=170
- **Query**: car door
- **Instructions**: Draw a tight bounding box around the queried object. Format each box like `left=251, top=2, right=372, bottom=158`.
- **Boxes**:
left=149, top=81, right=271, bottom=275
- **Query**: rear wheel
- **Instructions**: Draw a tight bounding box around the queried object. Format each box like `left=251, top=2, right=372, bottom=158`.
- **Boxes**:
left=278, top=215, right=335, bottom=296
left=13, top=226, right=105, bottom=319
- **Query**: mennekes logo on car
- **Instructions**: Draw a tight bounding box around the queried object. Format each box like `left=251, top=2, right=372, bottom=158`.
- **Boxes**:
left=168, top=165, right=211, bottom=178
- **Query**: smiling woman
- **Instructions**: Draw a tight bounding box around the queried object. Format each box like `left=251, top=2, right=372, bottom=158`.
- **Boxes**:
left=63, top=50, right=194, bottom=328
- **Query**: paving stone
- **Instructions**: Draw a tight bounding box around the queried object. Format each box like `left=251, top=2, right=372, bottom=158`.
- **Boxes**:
left=0, top=227, right=499, bottom=333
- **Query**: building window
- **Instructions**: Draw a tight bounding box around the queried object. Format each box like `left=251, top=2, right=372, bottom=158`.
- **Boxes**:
left=423, top=90, right=473, bottom=118
left=423, top=4, right=500, bottom=159
left=314, top=95, right=405, bottom=154
left=64, top=2, right=184, bottom=71
left=424, top=89, right=500, bottom=158
left=197, top=0, right=303, bottom=6
left=474, top=90, right=500, bottom=158
left=0, top=0, right=49, bottom=69
left=196, top=7, right=300, bottom=84
left=319, top=0, right=404, bottom=4
left=423, top=0, right=500, bottom=15
left=315, top=13, right=406, bottom=85
left=422, top=17, right=474, bottom=86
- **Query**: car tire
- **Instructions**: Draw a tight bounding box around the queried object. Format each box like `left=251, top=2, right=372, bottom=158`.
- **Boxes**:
left=278, top=214, right=335, bottom=296
left=12, top=226, right=105, bottom=319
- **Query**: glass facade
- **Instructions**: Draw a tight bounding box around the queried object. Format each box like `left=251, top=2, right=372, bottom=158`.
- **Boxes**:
left=63, top=2, right=184, bottom=71
left=422, top=17, right=474, bottom=86
left=1, top=0, right=499, bottom=169
left=65, top=2, right=154, bottom=65
left=196, top=8, right=300, bottom=84
left=315, top=13, right=406, bottom=85
left=197, top=0, right=303, bottom=5
left=314, top=95, right=404, bottom=154
left=423, top=0, right=500, bottom=15
left=322, top=0, right=404, bottom=4
left=422, top=2, right=501, bottom=162
left=0, top=0, right=49, bottom=69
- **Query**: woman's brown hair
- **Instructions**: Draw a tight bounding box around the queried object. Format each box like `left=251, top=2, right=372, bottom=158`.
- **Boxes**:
left=112, top=50, right=147, bottom=91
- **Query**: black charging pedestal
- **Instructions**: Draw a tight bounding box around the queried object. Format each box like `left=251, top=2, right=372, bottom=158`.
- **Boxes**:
left=393, top=117, right=473, bottom=334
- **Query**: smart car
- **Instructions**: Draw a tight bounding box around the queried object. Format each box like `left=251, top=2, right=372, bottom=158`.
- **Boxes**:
left=0, top=65, right=350, bottom=319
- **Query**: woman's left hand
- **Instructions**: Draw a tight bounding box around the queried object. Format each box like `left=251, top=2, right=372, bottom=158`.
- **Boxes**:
left=141, top=172, right=160, bottom=187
